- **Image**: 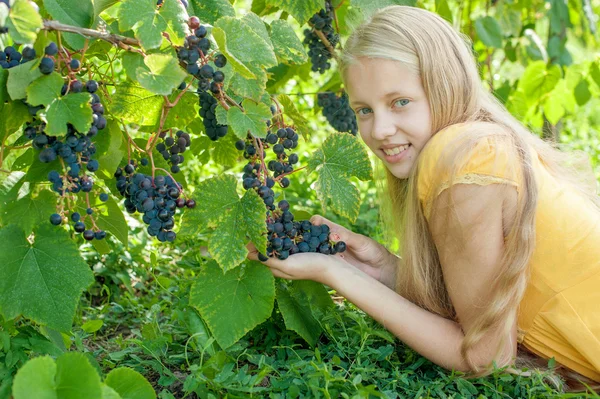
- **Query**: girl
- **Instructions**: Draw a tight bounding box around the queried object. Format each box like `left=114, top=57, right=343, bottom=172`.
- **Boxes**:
left=248, top=5, right=600, bottom=393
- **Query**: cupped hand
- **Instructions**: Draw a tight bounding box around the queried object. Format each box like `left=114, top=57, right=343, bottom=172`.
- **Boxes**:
left=246, top=242, right=339, bottom=284
left=309, top=215, right=398, bottom=286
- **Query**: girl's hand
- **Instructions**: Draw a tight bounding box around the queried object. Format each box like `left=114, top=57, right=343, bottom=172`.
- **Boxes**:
left=246, top=242, right=340, bottom=285
left=310, top=215, right=398, bottom=288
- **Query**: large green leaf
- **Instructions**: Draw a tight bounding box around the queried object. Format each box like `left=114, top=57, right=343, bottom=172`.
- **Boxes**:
left=164, top=91, right=198, bottom=130
left=187, top=0, right=235, bottom=25
left=229, top=68, right=268, bottom=102
left=307, top=133, right=372, bottom=222
left=111, top=83, right=164, bottom=126
left=227, top=100, right=272, bottom=139
left=55, top=353, right=102, bottom=399
left=91, top=196, right=128, bottom=247
left=265, top=0, right=322, bottom=25
left=518, top=61, right=561, bottom=103
left=5, top=0, right=43, bottom=44
left=270, top=20, right=308, bottom=65
left=7, top=60, right=41, bottom=100
left=105, top=368, right=156, bottom=399
left=43, top=0, right=95, bottom=50
left=183, top=174, right=239, bottom=229
left=26, top=72, right=63, bottom=106
left=94, top=118, right=126, bottom=181
left=0, top=190, right=56, bottom=234
left=44, top=93, right=93, bottom=136
left=11, top=356, right=57, bottom=399
left=0, top=224, right=94, bottom=331
left=118, top=0, right=188, bottom=50
left=276, top=280, right=334, bottom=346
left=190, top=260, right=275, bottom=349
left=136, top=54, right=187, bottom=96
left=208, top=189, right=267, bottom=271
left=474, top=16, right=504, bottom=48
left=0, top=101, right=30, bottom=142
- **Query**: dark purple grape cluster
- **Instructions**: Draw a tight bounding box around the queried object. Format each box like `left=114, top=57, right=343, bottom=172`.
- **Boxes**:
left=177, top=16, right=228, bottom=94
left=317, top=91, right=358, bottom=135
left=49, top=204, right=108, bottom=241
left=198, top=90, right=228, bottom=141
left=0, top=45, right=37, bottom=69
left=156, top=130, right=191, bottom=173
left=303, top=1, right=339, bottom=74
left=115, top=163, right=194, bottom=242
left=259, top=200, right=347, bottom=260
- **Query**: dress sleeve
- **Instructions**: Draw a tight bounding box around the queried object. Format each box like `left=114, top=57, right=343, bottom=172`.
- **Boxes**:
left=417, top=122, right=523, bottom=221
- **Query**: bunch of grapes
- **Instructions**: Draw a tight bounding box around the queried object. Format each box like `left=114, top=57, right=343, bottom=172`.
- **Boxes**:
left=177, top=16, right=228, bottom=94
left=49, top=201, right=108, bottom=241
left=0, top=45, right=37, bottom=69
left=236, top=121, right=346, bottom=260
left=156, top=130, right=191, bottom=173
left=259, top=201, right=347, bottom=260
left=303, top=1, right=339, bottom=74
left=198, top=89, right=229, bottom=141
left=317, top=91, right=358, bottom=135
left=115, top=163, right=195, bottom=242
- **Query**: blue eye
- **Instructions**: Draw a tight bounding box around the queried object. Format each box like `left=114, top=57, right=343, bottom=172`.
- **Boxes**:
left=356, top=108, right=372, bottom=115
left=394, top=99, right=410, bottom=107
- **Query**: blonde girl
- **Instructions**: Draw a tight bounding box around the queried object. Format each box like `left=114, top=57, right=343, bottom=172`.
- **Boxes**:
left=248, top=5, right=600, bottom=393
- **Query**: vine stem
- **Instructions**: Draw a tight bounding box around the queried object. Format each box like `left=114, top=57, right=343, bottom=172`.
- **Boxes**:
left=253, top=136, right=269, bottom=183
left=313, top=28, right=339, bottom=62
left=274, top=166, right=307, bottom=182
left=43, top=20, right=141, bottom=49
left=154, top=167, right=186, bottom=197
left=223, top=93, right=244, bottom=111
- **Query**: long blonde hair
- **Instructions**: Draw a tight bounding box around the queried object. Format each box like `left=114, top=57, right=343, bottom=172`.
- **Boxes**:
left=339, top=5, right=600, bottom=393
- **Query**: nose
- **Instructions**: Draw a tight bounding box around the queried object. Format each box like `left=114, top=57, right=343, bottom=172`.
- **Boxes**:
left=370, top=111, right=396, bottom=141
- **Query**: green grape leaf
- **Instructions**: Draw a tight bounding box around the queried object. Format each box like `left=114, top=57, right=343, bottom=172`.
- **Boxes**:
left=12, top=356, right=57, bottom=399
left=518, top=61, right=561, bottom=103
left=6, top=0, right=43, bottom=44
left=265, top=0, right=322, bottom=25
left=136, top=54, right=187, bottom=96
left=26, top=72, right=64, bottom=106
left=0, top=224, right=94, bottom=331
left=277, top=94, right=310, bottom=139
left=350, top=0, right=416, bottom=17
left=211, top=27, right=256, bottom=80
left=190, top=260, right=275, bottom=349
left=474, top=16, right=504, bottom=48
left=227, top=99, right=272, bottom=139
left=242, top=12, right=273, bottom=50
left=118, top=0, right=188, bottom=50
left=590, top=61, right=600, bottom=88
left=187, top=0, right=235, bottom=25
left=208, top=189, right=267, bottom=271
left=214, top=17, right=277, bottom=73
left=0, top=68, right=8, bottom=104
left=270, top=20, right=308, bottom=65
left=0, top=190, right=56, bottom=235
left=574, top=78, right=591, bottom=106
left=95, top=118, right=126, bottom=181
left=543, top=91, right=565, bottom=125
left=307, top=133, right=372, bottom=222
left=44, top=92, right=93, bottom=136
left=210, top=132, right=238, bottom=167
left=164, top=91, right=197, bottom=130
left=7, top=60, right=41, bottom=100
left=215, top=102, right=229, bottom=125
left=229, top=68, right=268, bottom=102
left=276, top=280, right=334, bottom=346
left=105, top=368, right=156, bottom=399
left=0, top=101, right=30, bottom=143
left=111, top=83, right=164, bottom=126
left=92, top=196, right=128, bottom=247
left=101, top=385, right=122, bottom=399
left=43, top=0, right=95, bottom=50
left=122, top=52, right=145, bottom=82
left=185, top=174, right=239, bottom=229
left=55, top=353, right=102, bottom=399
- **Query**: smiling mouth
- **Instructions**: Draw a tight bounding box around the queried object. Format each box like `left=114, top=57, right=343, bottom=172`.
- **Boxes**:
left=382, top=144, right=410, bottom=156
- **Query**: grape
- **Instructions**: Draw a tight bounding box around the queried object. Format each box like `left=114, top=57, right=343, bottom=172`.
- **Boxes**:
left=317, top=91, right=358, bottom=135
left=45, top=42, right=58, bottom=55
left=303, top=1, right=339, bottom=74
left=38, top=57, right=54, bottom=74
left=198, top=90, right=228, bottom=140
left=50, top=213, right=62, bottom=225
left=69, top=59, right=81, bottom=71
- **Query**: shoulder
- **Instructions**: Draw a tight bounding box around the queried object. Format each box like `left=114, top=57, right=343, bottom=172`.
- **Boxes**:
left=417, top=122, right=523, bottom=219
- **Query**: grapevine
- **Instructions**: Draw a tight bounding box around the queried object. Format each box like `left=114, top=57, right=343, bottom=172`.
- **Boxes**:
left=303, top=1, right=339, bottom=74
left=318, top=91, right=358, bottom=135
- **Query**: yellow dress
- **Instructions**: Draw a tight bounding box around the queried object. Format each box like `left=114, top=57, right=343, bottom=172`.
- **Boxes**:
left=416, top=122, right=600, bottom=382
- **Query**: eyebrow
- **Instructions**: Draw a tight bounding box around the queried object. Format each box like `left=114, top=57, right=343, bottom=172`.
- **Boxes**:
left=350, top=91, right=408, bottom=107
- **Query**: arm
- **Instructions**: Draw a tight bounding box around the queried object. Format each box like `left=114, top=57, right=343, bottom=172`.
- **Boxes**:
left=323, top=183, right=518, bottom=373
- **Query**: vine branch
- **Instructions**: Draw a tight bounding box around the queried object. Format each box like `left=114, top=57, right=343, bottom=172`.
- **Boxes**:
left=43, top=20, right=141, bottom=49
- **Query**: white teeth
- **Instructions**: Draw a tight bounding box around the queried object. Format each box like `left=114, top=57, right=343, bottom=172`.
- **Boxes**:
left=383, top=144, right=409, bottom=156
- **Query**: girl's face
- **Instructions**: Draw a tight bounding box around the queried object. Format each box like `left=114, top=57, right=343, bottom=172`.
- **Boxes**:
left=346, top=57, right=433, bottom=179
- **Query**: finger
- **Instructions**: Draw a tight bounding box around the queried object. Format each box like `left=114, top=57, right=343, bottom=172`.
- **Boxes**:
left=310, top=215, right=358, bottom=245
